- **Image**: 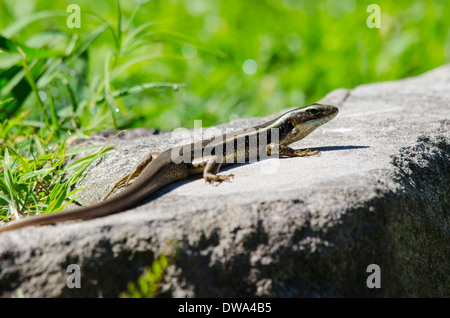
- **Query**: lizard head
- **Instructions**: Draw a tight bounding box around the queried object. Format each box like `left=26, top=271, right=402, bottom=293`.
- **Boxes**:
left=277, top=103, right=339, bottom=145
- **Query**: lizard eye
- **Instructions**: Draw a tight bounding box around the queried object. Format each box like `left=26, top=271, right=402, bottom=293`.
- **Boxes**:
left=307, top=108, right=320, bottom=116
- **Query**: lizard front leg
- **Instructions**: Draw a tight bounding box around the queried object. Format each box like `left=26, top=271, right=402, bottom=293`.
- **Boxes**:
left=191, top=156, right=234, bottom=183
left=267, top=143, right=320, bottom=157
left=103, top=152, right=160, bottom=200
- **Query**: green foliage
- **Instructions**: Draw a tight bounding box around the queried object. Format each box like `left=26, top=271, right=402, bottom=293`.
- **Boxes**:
left=2, top=0, right=448, bottom=130
left=0, top=135, right=115, bottom=221
left=0, top=1, right=181, bottom=222
left=0, top=2, right=182, bottom=133
left=120, top=254, right=171, bottom=298
left=150, top=0, right=449, bottom=128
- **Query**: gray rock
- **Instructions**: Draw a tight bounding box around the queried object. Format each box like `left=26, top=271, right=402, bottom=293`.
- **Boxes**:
left=1, top=65, right=449, bottom=298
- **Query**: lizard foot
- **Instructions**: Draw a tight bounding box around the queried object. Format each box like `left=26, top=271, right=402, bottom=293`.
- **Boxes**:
left=205, top=173, right=234, bottom=184
left=293, top=149, right=320, bottom=157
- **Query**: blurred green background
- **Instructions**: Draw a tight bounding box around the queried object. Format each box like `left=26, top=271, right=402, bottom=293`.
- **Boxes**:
left=1, top=0, right=449, bottom=131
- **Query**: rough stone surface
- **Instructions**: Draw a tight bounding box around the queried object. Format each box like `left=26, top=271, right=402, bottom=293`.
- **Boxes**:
left=0, top=65, right=449, bottom=298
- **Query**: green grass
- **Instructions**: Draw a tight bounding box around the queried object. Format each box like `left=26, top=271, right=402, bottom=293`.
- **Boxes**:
left=0, top=138, right=115, bottom=222
left=0, top=0, right=449, bottom=222
left=0, top=1, right=183, bottom=222
left=120, top=254, right=171, bottom=298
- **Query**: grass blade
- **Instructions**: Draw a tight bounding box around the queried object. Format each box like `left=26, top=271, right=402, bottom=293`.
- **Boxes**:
left=17, top=46, right=51, bottom=128
left=2, top=10, right=67, bottom=38
left=110, top=82, right=184, bottom=99
left=0, top=35, right=65, bottom=60
left=104, top=51, right=119, bottom=130
left=112, top=54, right=184, bottom=78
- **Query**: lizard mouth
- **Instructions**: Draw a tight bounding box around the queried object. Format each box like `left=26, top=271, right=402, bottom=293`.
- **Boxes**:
left=329, top=106, right=339, bottom=117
